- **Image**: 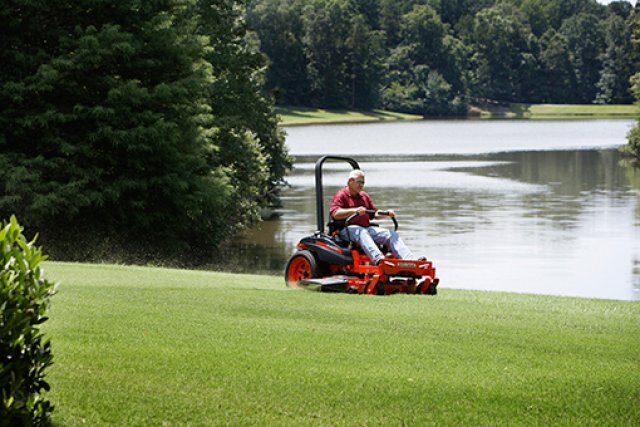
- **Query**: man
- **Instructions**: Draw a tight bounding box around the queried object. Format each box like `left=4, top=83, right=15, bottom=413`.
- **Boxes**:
left=330, top=169, right=420, bottom=265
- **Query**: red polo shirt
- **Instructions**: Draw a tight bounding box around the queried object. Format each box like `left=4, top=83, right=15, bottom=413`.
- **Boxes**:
left=330, top=187, right=377, bottom=227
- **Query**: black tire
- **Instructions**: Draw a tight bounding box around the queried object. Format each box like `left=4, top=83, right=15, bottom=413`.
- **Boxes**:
left=426, top=283, right=437, bottom=295
left=375, top=281, right=385, bottom=296
left=284, top=250, right=318, bottom=288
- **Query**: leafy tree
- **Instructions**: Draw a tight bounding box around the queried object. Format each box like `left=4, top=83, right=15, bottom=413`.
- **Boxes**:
left=430, top=0, right=494, bottom=27
left=302, top=0, right=352, bottom=107
left=382, top=5, right=467, bottom=116
left=197, top=0, right=290, bottom=227
left=247, top=0, right=311, bottom=105
left=595, top=14, right=634, bottom=104
left=628, top=4, right=640, bottom=76
left=606, top=0, right=633, bottom=19
left=246, top=0, right=632, bottom=113
left=620, top=73, right=640, bottom=165
left=538, top=29, right=575, bottom=102
left=469, top=3, right=536, bottom=102
left=560, top=12, right=605, bottom=103
left=520, top=0, right=555, bottom=36
left=0, top=0, right=288, bottom=260
left=348, top=0, right=382, bottom=29
left=621, top=6, right=640, bottom=165
left=346, top=14, right=386, bottom=109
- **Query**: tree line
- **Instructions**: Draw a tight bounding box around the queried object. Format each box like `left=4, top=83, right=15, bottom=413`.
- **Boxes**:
left=0, top=0, right=290, bottom=262
left=247, top=0, right=639, bottom=116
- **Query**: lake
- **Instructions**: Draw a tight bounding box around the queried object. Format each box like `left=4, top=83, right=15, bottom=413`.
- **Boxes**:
left=221, top=119, right=640, bottom=301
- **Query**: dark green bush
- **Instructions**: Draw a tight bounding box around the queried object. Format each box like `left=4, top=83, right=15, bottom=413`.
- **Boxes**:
left=1, top=215, right=56, bottom=426
left=620, top=73, right=640, bottom=166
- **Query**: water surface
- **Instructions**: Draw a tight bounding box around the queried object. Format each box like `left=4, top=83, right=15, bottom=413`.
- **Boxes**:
left=225, top=120, right=640, bottom=301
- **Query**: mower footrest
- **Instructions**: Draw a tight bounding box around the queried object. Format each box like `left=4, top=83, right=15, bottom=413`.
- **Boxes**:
left=299, top=276, right=350, bottom=292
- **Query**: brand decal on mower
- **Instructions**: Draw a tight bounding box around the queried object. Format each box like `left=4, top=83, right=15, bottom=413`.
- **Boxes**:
left=398, top=262, right=415, bottom=268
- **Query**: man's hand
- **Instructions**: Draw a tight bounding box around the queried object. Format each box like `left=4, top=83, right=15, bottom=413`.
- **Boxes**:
left=354, top=206, right=367, bottom=216
left=376, top=209, right=395, bottom=218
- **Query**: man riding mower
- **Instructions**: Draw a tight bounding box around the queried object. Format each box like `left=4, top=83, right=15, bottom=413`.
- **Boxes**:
left=284, top=155, right=439, bottom=295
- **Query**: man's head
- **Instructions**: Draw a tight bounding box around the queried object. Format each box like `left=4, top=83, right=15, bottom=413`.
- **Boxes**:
left=347, top=169, right=365, bottom=195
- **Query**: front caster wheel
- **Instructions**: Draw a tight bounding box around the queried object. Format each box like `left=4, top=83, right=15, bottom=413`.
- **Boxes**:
left=284, top=250, right=318, bottom=288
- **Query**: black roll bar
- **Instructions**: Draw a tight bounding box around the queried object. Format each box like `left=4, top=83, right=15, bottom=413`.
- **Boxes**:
left=314, top=155, right=360, bottom=233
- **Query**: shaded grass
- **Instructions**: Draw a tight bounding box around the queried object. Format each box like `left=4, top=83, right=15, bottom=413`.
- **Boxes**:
left=43, top=262, right=640, bottom=425
left=276, top=106, right=422, bottom=126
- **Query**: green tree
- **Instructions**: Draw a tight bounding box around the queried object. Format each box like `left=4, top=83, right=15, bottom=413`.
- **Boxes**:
left=0, top=0, right=288, bottom=260
left=197, top=0, right=290, bottom=226
left=382, top=5, right=467, bottom=116
left=538, top=29, right=574, bottom=102
left=595, top=14, right=634, bottom=104
left=247, top=0, right=311, bottom=105
left=469, top=3, right=537, bottom=102
left=301, top=0, right=351, bottom=107
left=620, top=73, right=640, bottom=165
left=346, top=14, right=386, bottom=109
left=560, top=12, right=605, bottom=103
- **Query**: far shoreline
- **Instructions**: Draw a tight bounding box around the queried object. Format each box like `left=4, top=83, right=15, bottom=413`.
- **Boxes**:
left=277, top=103, right=638, bottom=126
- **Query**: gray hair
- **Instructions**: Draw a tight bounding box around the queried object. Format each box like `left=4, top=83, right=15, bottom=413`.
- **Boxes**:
left=348, top=169, right=365, bottom=181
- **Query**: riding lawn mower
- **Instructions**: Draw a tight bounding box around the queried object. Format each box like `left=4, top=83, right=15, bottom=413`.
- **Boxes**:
left=284, top=155, right=439, bottom=295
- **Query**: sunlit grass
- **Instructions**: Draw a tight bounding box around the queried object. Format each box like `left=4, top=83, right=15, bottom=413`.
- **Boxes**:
left=278, top=104, right=637, bottom=126
left=475, top=103, right=638, bottom=119
left=43, top=262, right=640, bottom=425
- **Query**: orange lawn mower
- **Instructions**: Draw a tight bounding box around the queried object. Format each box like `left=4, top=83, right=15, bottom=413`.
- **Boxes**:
left=284, top=155, right=439, bottom=295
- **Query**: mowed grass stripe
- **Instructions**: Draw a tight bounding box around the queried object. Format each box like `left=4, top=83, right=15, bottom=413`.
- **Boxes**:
left=43, top=262, right=640, bottom=426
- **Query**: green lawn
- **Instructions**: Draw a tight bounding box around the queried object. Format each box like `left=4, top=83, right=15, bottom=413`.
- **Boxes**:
left=278, top=104, right=637, bottom=126
left=43, top=262, right=640, bottom=425
left=472, top=103, right=638, bottom=119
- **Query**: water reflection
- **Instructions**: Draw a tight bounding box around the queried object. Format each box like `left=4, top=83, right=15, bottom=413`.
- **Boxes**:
left=217, top=121, right=639, bottom=301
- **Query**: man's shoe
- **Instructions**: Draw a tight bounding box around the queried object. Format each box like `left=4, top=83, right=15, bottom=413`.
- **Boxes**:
left=374, top=256, right=386, bottom=265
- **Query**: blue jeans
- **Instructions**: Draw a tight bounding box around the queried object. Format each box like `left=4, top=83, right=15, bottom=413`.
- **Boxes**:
left=340, top=226, right=414, bottom=264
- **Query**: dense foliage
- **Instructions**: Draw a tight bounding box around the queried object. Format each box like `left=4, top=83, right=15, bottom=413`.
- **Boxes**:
left=247, top=0, right=639, bottom=115
left=1, top=215, right=56, bottom=426
left=621, top=5, right=640, bottom=164
left=0, top=0, right=290, bottom=260
left=621, top=73, right=640, bottom=164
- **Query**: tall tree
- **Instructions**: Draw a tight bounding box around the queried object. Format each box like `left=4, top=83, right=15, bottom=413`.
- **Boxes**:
left=346, top=14, right=386, bottom=109
left=0, top=0, right=288, bottom=259
left=538, top=29, right=575, bottom=102
left=595, top=14, right=634, bottom=104
left=247, top=0, right=310, bottom=105
left=560, top=12, right=605, bottom=103
left=382, top=4, right=467, bottom=116
left=302, top=0, right=352, bottom=108
left=197, top=0, right=290, bottom=227
left=469, top=3, right=536, bottom=102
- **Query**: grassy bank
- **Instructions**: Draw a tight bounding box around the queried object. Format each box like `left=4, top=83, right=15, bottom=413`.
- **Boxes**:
left=278, top=104, right=637, bottom=126
left=276, top=106, right=422, bottom=126
left=41, top=262, right=640, bottom=425
left=472, top=102, right=638, bottom=119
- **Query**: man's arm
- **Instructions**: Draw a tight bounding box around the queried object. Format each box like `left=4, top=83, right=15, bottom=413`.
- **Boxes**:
left=332, top=206, right=367, bottom=220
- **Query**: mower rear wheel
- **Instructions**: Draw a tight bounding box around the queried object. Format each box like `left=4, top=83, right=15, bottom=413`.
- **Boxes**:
left=284, top=250, right=319, bottom=288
